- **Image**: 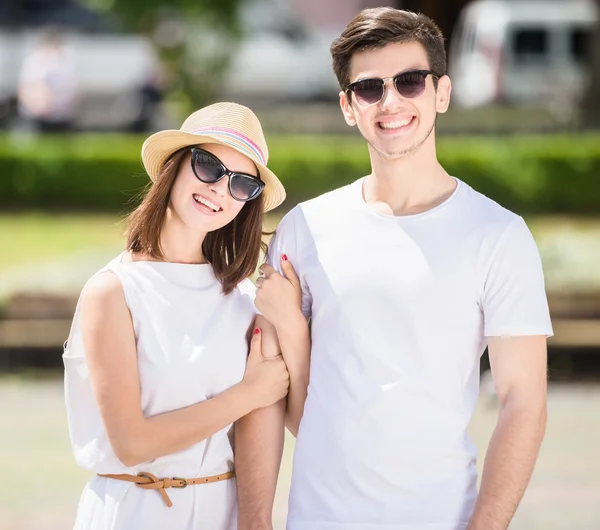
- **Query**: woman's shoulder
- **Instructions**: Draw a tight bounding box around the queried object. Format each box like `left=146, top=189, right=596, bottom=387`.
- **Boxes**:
left=81, top=269, right=125, bottom=308
left=80, top=253, right=128, bottom=306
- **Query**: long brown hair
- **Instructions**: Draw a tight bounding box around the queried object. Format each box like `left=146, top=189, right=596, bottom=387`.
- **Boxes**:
left=126, top=146, right=266, bottom=295
left=330, top=8, right=446, bottom=92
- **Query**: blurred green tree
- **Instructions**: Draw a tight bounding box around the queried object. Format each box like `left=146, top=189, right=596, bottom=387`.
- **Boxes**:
left=582, top=0, right=600, bottom=127
left=111, top=0, right=239, bottom=31
left=81, top=0, right=243, bottom=115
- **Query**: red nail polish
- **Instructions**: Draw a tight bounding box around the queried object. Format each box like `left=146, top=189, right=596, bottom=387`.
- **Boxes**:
left=282, top=254, right=288, bottom=261
left=254, top=328, right=260, bottom=335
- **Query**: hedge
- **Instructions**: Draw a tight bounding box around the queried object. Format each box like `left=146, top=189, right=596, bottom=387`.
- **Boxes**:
left=1, top=132, right=599, bottom=214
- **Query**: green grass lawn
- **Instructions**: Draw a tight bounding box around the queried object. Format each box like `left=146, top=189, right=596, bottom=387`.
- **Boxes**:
left=0, top=212, right=287, bottom=273
left=0, top=212, right=126, bottom=271
left=528, top=216, right=600, bottom=292
left=0, top=212, right=599, bottom=292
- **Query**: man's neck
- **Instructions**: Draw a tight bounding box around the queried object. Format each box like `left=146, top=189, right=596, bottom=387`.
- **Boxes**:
left=364, top=140, right=456, bottom=216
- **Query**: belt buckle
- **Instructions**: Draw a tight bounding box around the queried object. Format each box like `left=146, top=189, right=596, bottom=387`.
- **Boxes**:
left=172, top=477, right=188, bottom=488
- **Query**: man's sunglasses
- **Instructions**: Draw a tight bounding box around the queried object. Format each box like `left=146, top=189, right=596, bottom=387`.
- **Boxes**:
left=190, top=147, right=265, bottom=202
left=346, top=69, right=440, bottom=106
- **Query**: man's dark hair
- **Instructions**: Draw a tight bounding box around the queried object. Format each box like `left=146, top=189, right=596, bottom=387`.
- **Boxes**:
left=330, top=8, right=446, bottom=91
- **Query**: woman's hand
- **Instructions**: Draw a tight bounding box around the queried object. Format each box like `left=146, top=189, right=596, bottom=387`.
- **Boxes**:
left=254, top=256, right=311, bottom=437
left=255, top=255, right=305, bottom=334
left=240, top=328, right=289, bottom=410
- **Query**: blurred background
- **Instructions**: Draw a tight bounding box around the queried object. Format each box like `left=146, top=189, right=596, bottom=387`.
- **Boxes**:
left=1, top=0, right=599, bottom=528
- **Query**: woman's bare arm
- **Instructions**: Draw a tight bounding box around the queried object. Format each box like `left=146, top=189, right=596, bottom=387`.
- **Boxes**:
left=236, top=315, right=286, bottom=530
left=81, top=271, right=289, bottom=467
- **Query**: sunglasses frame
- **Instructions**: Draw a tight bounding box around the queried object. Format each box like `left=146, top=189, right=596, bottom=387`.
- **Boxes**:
left=190, top=147, right=265, bottom=203
left=346, top=69, right=440, bottom=105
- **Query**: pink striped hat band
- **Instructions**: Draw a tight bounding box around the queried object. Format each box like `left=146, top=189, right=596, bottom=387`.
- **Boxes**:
left=191, top=127, right=266, bottom=165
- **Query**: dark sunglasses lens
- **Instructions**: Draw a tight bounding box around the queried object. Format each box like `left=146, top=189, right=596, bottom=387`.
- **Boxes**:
left=395, top=72, right=426, bottom=98
left=352, top=79, right=384, bottom=104
left=230, top=174, right=263, bottom=201
left=192, top=151, right=223, bottom=183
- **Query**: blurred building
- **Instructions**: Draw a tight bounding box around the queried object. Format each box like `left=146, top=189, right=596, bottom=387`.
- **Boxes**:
left=219, top=0, right=472, bottom=103
left=220, top=0, right=398, bottom=103
left=0, top=0, right=163, bottom=131
left=291, top=0, right=396, bottom=29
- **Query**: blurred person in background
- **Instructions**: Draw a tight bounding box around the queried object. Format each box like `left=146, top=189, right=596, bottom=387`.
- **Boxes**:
left=63, top=102, right=289, bottom=529
left=249, top=7, right=552, bottom=530
left=17, top=27, right=78, bottom=132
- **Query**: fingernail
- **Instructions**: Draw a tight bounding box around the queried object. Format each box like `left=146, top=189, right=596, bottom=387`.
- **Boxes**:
left=282, top=254, right=288, bottom=261
left=254, top=328, right=260, bottom=335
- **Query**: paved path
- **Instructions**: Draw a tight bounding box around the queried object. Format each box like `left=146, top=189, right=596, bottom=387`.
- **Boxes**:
left=0, top=376, right=598, bottom=530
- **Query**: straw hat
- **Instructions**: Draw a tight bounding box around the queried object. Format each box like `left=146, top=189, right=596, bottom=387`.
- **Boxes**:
left=141, top=102, right=286, bottom=212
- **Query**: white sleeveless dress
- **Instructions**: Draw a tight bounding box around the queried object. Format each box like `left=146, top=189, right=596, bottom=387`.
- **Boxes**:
left=63, top=253, right=257, bottom=529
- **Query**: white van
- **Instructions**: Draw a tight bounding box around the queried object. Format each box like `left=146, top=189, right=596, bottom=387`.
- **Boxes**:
left=448, top=0, right=598, bottom=110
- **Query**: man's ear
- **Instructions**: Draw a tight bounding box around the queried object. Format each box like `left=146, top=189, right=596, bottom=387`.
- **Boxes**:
left=339, top=90, right=357, bottom=126
left=435, top=75, right=452, bottom=114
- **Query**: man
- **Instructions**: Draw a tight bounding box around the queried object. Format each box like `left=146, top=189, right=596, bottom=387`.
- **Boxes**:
left=236, top=7, right=552, bottom=530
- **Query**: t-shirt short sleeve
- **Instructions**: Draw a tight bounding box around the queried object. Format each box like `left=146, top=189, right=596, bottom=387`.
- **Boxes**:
left=237, top=278, right=257, bottom=305
left=267, top=208, right=313, bottom=318
left=482, top=216, right=553, bottom=338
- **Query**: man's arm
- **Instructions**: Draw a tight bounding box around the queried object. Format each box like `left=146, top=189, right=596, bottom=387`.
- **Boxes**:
left=276, top=313, right=310, bottom=437
left=468, top=335, right=548, bottom=530
left=256, top=258, right=311, bottom=437
left=236, top=316, right=286, bottom=530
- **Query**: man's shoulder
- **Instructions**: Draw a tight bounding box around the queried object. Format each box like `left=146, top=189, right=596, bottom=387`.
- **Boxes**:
left=452, top=180, right=543, bottom=269
left=457, top=179, right=522, bottom=231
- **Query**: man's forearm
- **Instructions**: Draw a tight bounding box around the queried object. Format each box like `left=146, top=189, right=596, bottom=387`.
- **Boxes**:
left=276, top=318, right=311, bottom=437
left=468, top=399, right=547, bottom=530
left=285, top=365, right=310, bottom=437
left=236, top=399, right=286, bottom=530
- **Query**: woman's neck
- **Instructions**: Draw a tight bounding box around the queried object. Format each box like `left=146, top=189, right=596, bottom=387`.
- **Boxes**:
left=157, top=208, right=208, bottom=264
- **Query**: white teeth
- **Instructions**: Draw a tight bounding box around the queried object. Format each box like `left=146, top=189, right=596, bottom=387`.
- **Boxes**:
left=380, top=118, right=412, bottom=129
left=193, top=195, right=221, bottom=212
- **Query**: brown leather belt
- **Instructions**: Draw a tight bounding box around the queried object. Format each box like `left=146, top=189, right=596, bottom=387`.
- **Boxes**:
left=98, top=470, right=235, bottom=507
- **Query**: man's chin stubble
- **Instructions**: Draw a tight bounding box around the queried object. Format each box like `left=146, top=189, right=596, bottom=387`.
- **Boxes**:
left=368, top=117, right=437, bottom=161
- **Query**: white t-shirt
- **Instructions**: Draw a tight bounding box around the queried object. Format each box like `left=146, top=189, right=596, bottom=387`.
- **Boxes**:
left=267, top=177, right=553, bottom=530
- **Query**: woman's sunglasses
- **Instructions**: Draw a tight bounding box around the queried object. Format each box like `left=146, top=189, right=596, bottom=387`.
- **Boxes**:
left=190, top=147, right=265, bottom=202
left=346, top=69, right=440, bottom=106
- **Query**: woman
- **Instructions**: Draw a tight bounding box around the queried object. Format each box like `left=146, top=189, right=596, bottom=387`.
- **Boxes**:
left=63, top=102, right=289, bottom=529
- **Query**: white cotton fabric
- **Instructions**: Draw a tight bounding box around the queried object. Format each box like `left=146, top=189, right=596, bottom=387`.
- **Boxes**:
left=267, top=177, right=553, bottom=530
left=64, top=253, right=256, bottom=529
